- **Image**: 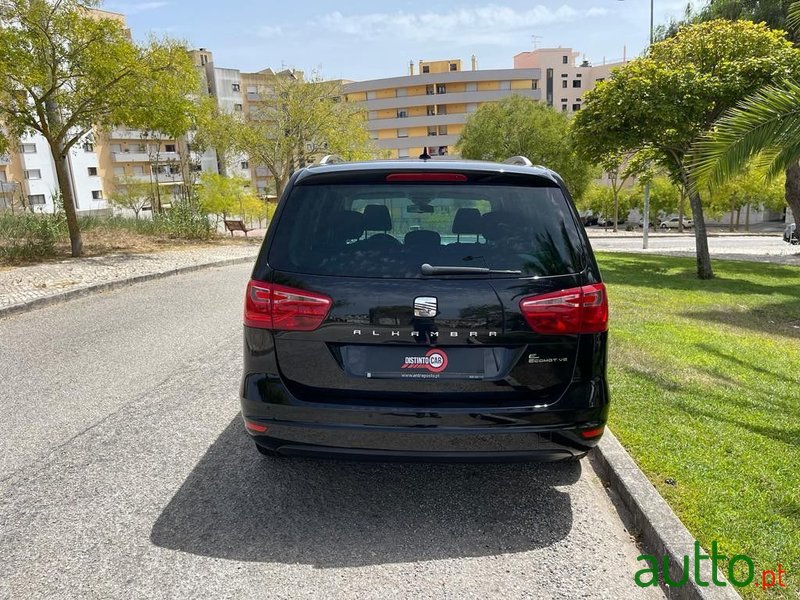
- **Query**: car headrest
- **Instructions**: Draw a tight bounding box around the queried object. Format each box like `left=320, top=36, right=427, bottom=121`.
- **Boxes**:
left=404, top=229, right=441, bottom=250
left=452, top=208, right=482, bottom=235
left=481, top=212, right=522, bottom=241
left=329, top=210, right=364, bottom=242
left=362, top=204, right=392, bottom=232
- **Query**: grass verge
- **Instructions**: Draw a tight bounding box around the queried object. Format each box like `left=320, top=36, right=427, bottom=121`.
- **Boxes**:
left=598, top=252, right=799, bottom=598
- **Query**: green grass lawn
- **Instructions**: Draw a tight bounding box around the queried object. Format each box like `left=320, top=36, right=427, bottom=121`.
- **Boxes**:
left=598, top=252, right=799, bottom=598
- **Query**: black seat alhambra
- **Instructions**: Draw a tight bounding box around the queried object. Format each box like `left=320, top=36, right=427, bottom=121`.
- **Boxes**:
left=240, top=156, right=609, bottom=461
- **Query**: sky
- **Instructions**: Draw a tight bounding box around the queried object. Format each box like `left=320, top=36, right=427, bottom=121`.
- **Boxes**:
left=104, top=0, right=700, bottom=81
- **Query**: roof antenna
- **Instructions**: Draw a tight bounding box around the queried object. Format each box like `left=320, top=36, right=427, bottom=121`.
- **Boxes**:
left=419, top=148, right=431, bottom=160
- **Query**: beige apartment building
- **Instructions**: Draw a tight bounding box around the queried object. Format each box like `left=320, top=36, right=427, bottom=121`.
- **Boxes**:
left=513, top=47, right=627, bottom=113
left=343, top=58, right=541, bottom=159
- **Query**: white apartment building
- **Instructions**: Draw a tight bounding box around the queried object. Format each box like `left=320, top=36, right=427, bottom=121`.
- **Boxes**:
left=513, top=47, right=627, bottom=113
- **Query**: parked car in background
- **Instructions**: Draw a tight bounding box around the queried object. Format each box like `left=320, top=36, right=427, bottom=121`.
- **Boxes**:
left=660, top=217, right=693, bottom=230
left=785, top=222, right=798, bottom=245
left=240, top=156, right=610, bottom=462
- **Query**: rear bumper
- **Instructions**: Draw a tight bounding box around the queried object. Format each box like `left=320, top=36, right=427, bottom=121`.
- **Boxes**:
left=240, top=378, right=608, bottom=462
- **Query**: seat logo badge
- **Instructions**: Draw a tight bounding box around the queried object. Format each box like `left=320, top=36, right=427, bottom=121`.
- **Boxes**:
left=414, top=296, right=438, bottom=318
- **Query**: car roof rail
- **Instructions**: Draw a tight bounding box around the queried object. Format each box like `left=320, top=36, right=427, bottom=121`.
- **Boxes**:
left=503, top=155, right=533, bottom=166
left=317, top=154, right=345, bottom=165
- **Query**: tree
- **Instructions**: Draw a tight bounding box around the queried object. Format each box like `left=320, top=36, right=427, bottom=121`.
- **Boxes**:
left=691, top=79, right=800, bottom=223
left=108, top=175, right=151, bottom=219
left=196, top=172, right=248, bottom=223
left=578, top=182, right=636, bottom=228
left=572, top=20, right=800, bottom=278
left=0, top=0, right=199, bottom=256
left=192, top=97, right=245, bottom=176
left=657, top=0, right=800, bottom=224
left=457, top=95, right=595, bottom=199
left=596, top=151, right=646, bottom=231
left=239, top=75, right=374, bottom=199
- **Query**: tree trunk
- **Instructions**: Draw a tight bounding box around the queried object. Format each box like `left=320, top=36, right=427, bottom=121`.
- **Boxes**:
left=678, top=191, right=685, bottom=233
left=729, top=197, right=735, bottom=232
left=689, top=190, right=713, bottom=279
left=51, top=143, right=83, bottom=257
left=735, top=206, right=741, bottom=230
left=745, top=203, right=750, bottom=233
left=612, top=189, right=619, bottom=233
left=785, top=162, right=800, bottom=226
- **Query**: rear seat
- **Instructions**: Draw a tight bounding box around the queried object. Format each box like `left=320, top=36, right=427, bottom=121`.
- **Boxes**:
left=446, top=208, right=484, bottom=258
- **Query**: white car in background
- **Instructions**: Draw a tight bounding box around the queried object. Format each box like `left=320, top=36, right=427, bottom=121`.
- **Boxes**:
left=659, top=217, right=693, bottom=230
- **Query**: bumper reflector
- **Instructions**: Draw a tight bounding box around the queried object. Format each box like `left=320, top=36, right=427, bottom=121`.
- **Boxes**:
left=244, top=418, right=268, bottom=433
left=579, top=426, right=605, bottom=439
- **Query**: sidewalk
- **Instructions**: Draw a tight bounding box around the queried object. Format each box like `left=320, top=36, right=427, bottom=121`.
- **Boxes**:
left=0, top=244, right=259, bottom=314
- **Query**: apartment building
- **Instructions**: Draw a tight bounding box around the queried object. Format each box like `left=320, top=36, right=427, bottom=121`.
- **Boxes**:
left=193, top=47, right=304, bottom=196
left=342, top=58, right=541, bottom=159
left=0, top=132, right=106, bottom=214
left=513, top=47, right=626, bottom=113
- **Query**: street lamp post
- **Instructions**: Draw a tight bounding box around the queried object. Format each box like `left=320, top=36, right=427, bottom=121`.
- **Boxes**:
left=643, top=0, right=654, bottom=248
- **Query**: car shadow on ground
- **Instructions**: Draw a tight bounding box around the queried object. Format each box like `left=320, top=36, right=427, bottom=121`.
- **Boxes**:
left=150, top=417, right=581, bottom=568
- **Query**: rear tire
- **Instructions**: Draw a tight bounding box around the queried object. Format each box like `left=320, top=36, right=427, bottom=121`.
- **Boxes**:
left=254, top=442, right=281, bottom=458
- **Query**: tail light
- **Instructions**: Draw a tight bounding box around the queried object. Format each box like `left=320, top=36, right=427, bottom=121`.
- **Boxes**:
left=244, top=280, right=332, bottom=331
left=519, top=283, right=608, bottom=335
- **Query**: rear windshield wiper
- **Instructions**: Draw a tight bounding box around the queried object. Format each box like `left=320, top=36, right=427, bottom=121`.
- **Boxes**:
left=421, top=263, right=522, bottom=276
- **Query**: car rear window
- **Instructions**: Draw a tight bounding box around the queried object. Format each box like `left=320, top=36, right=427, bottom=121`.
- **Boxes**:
left=267, top=182, right=584, bottom=278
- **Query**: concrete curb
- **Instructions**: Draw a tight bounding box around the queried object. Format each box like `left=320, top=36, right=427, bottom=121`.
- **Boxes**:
left=0, top=254, right=256, bottom=320
left=591, top=430, right=742, bottom=600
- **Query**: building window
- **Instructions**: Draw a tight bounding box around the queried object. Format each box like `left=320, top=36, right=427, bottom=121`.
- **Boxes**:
left=241, top=161, right=249, bottom=169
left=24, top=169, right=41, bottom=179
left=438, top=125, right=448, bottom=135
left=436, top=84, right=446, bottom=94
left=561, top=73, right=568, bottom=78
left=132, top=165, right=144, bottom=175
left=449, top=63, right=457, bottom=71
left=436, top=104, right=447, bottom=115
left=398, top=149, right=409, bottom=158
left=21, top=143, right=36, bottom=153
left=422, top=65, right=430, bottom=73
left=396, top=109, right=408, bottom=118
left=573, top=80, right=582, bottom=88
left=466, top=82, right=477, bottom=92
left=576, top=73, right=582, bottom=78
left=562, top=55, right=569, bottom=64
left=83, top=141, right=94, bottom=152
left=234, top=103, right=243, bottom=111
left=397, top=128, right=408, bottom=138
left=165, top=144, right=176, bottom=153
left=232, top=83, right=240, bottom=92
left=426, top=105, right=436, bottom=116
left=111, top=144, right=122, bottom=153
left=596, top=77, right=605, bottom=83
left=561, top=98, right=568, bottom=102
left=562, top=80, right=568, bottom=88
left=28, top=194, right=46, bottom=205
left=572, top=103, right=581, bottom=111
left=190, top=163, right=202, bottom=172
left=87, top=167, right=98, bottom=176
left=426, top=85, right=435, bottom=95
left=532, top=79, right=539, bottom=90
left=113, top=167, right=125, bottom=176
left=561, top=104, right=568, bottom=112
left=91, top=190, right=103, bottom=200
left=427, top=127, right=438, bottom=136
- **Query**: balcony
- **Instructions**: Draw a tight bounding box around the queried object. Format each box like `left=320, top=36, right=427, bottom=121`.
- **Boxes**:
left=109, top=128, right=147, bottom=140
left=112, top=151, right=180, bottom=163
left=356, top=88, right=541, bottom=112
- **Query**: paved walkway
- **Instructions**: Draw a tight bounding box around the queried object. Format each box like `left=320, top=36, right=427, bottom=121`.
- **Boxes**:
left=0, top=244, right=259, bottom=310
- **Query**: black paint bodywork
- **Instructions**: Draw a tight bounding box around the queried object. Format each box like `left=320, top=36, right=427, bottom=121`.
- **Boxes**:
left=240, top=160, right=609, bottom=461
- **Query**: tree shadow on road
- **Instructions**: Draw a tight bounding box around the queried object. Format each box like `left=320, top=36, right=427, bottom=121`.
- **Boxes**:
left=150, top=417, right=580, bottom=567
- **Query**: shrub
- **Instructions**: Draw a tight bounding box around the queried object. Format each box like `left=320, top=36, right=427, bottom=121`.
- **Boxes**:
left=0, top=213, right=65, bottom=261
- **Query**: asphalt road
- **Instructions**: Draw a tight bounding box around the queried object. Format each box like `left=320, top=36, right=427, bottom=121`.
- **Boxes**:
left=0, top=264, right=663, bottom=600
left=589, top=232, right=800, bottom=264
